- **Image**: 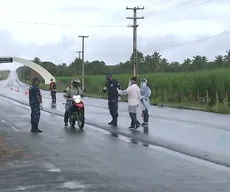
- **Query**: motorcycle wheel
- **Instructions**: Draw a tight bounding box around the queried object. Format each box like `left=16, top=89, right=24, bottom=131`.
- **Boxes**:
left=77, top=119, right=84, bottom=129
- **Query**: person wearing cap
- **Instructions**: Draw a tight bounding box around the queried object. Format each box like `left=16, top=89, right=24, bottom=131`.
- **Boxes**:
left=63, top=79, right=84, bottom=127
left=29, top=77, right=43, bottom=133
left=49, top=78, right=57, bottom=104
left=118, top=77, right=141, bottom=129
left=140, top=78, right=151, bottom=126
left=103, top=73, right=120, bottom=126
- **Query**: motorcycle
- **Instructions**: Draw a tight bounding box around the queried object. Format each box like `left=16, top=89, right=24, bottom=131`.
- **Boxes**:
left=65, top=95, right=85, bottom=129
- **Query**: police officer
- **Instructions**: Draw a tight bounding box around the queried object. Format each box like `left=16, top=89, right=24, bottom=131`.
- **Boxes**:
left=29, top=77, right=43, bottom=133
left=49, top=78, right=57, bottom=104
left=103, top=73, right=120, bottom=126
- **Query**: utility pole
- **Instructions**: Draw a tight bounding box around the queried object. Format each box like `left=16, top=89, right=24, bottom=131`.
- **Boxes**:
left=78, top=35, right=89, bottom=91
left=76, top=51, right=82, bottom=59
left=76, top=51, right=82, bottom=76
left=126, top=6, right=144, bottom=77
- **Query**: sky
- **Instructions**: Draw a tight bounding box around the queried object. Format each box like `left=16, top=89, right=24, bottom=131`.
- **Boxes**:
left=0, top=0, right=230, bottom=70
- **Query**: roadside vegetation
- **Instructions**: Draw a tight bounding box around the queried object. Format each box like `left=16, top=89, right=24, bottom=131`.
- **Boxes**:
left=16, top=50, right=230, bottom=114
left=0, top=70, right=10, bottom=80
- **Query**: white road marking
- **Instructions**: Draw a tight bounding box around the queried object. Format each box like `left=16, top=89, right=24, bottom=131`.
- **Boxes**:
left=61, top=181, right=85, bottom=189
left=1, top=119, right=20, bottom=132
left=42, top=161, right=61, bottom=172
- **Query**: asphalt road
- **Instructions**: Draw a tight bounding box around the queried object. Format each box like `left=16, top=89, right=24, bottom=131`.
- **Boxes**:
left=2, top=71, right=230, bottom=166
left=1, top=93, right=230, bottom=191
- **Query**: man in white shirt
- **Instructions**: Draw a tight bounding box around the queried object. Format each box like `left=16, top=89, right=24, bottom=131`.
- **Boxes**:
left=118, top=77, right=141, bottom=129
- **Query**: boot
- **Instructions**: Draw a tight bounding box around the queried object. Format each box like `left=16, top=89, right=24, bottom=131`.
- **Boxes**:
left=30, top=123, right=37, bottom=132
left=35, top=123, right=43, bottom=133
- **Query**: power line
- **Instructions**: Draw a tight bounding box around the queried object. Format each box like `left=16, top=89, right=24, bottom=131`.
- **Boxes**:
left=126, top=6, right=144, bottom=77
left=145, top=0, right=218, bottom=17
left=83, top=30, right=230, bottom=54
left=4, top=20, right=127, bottom=28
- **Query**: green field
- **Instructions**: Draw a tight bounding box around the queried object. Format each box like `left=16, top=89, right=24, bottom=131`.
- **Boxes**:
left=18, top=68, right=230, bottom=114
left=0, top=70, right=10, bottom=80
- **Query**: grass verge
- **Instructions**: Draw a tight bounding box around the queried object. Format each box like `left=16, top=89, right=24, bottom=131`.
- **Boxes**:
left=0, top=70, right=10, bottom=80
left=17, top=73, right=230, bottom=114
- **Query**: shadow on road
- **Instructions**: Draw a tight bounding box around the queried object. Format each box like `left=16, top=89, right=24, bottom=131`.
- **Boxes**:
left=109, top=125, right=149, bottom=147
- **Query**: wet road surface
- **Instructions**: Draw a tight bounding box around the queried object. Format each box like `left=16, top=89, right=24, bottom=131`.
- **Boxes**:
left=1, top=71, right=230, bottom=167
left=1, top=96, right=230, bottom=191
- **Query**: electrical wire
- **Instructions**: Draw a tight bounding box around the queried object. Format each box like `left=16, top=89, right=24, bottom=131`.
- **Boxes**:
left=5, top=20, right=127, bottom=28
left=145, top=0, right=218, bottom=17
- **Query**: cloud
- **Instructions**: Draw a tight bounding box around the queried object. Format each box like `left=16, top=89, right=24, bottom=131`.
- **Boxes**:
left=56, top=5, right=105, bottom=13
left=1, top=27, right=230, bottom=71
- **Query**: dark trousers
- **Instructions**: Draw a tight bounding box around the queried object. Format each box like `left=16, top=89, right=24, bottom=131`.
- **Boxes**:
left=64, top=100, right=72, bottom=124
left=51, top=91, right=56, bottom=103
left=142, top=109, right=149, bottom=123
left=129, top=112, right=140, bottom=126
left=30, top=105, right=41, bottom=130
left=108, top=101, right=118, bottom=123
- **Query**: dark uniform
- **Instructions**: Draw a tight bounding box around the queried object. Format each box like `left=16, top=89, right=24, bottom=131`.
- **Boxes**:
left=29, top=77, right=42, bottom=133
left=103, top=74, right=120, bottom=126
left=49, top=79, right=57, bottom=103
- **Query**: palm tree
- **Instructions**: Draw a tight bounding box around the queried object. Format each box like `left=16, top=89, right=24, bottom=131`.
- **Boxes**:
left=215, top=55, right=224, bottom=67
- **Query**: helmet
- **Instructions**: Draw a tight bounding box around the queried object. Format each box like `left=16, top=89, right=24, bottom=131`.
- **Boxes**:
left=72, top=79, right=80, bottom=87
left=141, top=78, right=147, bottom=87
left=141, top=78, right=147, bottom=83
left=72, top=79, right=80, bottom=84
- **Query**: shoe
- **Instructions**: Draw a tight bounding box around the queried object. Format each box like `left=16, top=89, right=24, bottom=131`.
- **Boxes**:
left=128, top=125, right=135, bottom=129
left=64, top=123, right=68, bottom=127
left=142, top=122, right=148, bottom=126
left=35, top=123, right=43, bottom=133
left=108, top=121, right=113, bottom=125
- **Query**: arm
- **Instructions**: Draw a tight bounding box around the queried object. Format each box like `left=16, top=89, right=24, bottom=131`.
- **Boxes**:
left=141, top=87, right=151, bottom=98
left=103, top=83, right=107, bottom=93
left=78, top=87, right=84, bottom=97
left=118, top=86, right=129, bottom=96
left=31, top=87, right=41, bottom=104
left=63, top=87, right=70, bottom=98
left=53, top=82, right=57, bottom=90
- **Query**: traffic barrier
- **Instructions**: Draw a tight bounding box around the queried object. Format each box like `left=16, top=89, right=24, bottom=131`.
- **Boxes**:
left=25, top=89, right=28, bottom=95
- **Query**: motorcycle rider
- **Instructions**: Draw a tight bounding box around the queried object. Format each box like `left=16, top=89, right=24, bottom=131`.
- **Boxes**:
left=49, top=78, right=57, bottom=104
left=103, top=73, right=120, bottom=126
left=63, top=79, right=84, bottom=127
left=140, top=78, right=151, bottom=126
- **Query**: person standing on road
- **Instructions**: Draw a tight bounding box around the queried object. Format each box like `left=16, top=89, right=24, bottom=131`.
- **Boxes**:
left=103, top=73, right=120, bottom=126
left=118, top=76, right=141, bottom=129
left=140, top=78, right=151, bottom=126
left=29, top=77, right=43, bottom=133
left=49, top=78, right=57, bottom=104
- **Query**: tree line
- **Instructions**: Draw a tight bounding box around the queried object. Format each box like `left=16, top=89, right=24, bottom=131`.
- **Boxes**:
left=17, top=49, right=230, bottom=78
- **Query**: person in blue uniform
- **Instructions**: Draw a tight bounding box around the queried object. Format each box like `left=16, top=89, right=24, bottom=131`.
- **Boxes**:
left=103, top=73, right=120, bottom=126
left=29, top=77, right=43, bottom=133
